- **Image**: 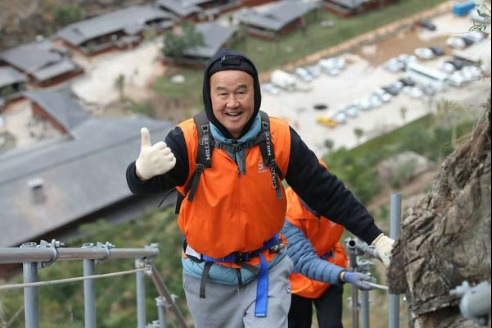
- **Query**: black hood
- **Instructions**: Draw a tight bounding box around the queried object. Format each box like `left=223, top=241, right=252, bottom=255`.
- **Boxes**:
left=202, top=48, right=262, bottom=139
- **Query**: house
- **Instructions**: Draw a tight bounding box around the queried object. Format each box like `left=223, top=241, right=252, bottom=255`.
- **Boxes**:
left=0, top=67, right=28, bottom=109
left=56, top=5, right=174, bottom=56
left=25, top=88, right=90, bottom=134
left=156, top=0, right=204, bottom=21
left=0, top=88, right=175, bottom=248
left=321, top=0, right=396, bottom=17
left=156, top=0, right=243, bottom=22
left=162, top=21, right=238, bottom=67
left=238, top=0, right=318, bottom=40
left=0, top=39, right=84, bottom=88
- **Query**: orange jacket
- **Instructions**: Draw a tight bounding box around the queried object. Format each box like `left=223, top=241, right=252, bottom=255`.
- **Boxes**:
left=286, top=187, right=348, bottom=298
left=176, top=116, right=291, bottom=267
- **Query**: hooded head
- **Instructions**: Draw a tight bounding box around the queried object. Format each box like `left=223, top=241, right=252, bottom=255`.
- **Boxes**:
left=202, top=48, right=262, bottom=139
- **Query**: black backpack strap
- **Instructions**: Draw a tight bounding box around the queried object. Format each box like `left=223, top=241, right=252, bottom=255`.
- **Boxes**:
left=259, top=111, right=283, bottom=200
left=183, top=111, right=213, bottom=203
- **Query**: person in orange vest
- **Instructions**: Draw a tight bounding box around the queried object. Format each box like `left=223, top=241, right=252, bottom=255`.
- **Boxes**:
left=282, top=162, right=376, bottom=328
left=126, top=48, right=394, bottom=328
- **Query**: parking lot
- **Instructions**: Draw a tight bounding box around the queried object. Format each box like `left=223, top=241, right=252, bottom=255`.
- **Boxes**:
left=260, top=12, right=491, bottom=156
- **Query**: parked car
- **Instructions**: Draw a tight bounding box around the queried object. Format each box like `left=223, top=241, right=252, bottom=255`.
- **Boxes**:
left=446, top=37, right=466, bottom=49
left=373, top=88, right=392, bottom=102
left=294, top=67, right=314, bottom=82
left=343, top=105, right=360, bottom=118
left=316, top=116, right=337, bottom=128
left=449, top=71, right=468, bottom=87
left=463, top=30, right=485, bottom=43
left=418, top=20, right=436, bottom=31
left=397, top=53, right=417, bottom=70
left=461, top=65, right=482, bottom=81
left=429, top=46, right=445, bottom=56
left=382, top=81, right=404, bottom=96
left=461, top=36, right=475, bottom=47
left=331, top=111, right=347, bottom=124
left=402, top=86, right=424, bottom=98
left=359, top=95, right=382, bottom=110
left=399, top=77, right=416, bottom=87
left=261, top=83, right=280, bottom=95
left=414, top=47, right=435, bottom=60
left=470, top=8, right=492, bottom=25
left=443, top=59, right=465, bottom=73
left=319, top=56, right=346, bottom=75
left=305, top=65, right=321, bottom=78
left=384, top=57, right=405, bottom=73
left=420, top=84, right=437, bottom=96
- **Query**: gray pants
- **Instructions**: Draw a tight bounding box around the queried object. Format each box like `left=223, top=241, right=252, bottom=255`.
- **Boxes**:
left=183, top=255, right=294, bottom=328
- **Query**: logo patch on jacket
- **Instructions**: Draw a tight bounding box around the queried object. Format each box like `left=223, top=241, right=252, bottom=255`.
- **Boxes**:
left=258, top=161, right=269, bottom=174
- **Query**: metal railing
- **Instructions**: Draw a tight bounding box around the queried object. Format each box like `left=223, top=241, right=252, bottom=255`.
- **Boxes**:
left=345, top=192, right=402, bottom=328
left=0, top=240, right=188, bottom=328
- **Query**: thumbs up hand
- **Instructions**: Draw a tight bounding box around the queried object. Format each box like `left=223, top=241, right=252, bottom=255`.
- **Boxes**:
left=135, top=127, right=176, bottom=181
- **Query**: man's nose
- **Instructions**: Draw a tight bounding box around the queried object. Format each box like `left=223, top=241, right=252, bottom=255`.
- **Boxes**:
left=226, top=94, right=239, bottom=107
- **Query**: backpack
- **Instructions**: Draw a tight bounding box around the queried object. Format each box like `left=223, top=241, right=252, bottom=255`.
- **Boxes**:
left=174, top=110, right=283, bottom=214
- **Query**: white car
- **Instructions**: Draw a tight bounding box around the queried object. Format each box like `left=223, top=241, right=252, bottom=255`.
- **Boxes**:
left=414, top=48, right=434, bottom=60
left=294, top=67, right=314, bottom=82
left=373, top=88, right=392, bottom=103
left=331, top=112, right=347, bottom=124
left=463, top=30, right=485, bottom=43
left=384, top=58, right=405, bottom=73
left=402, top=86, right=424, bottom=98
left=341, top=104, right=360, bottom=118
left=261, top=83, right=280, bottom=95
left=397, top=54, right=417, bottom=68
left=461, top=65, right=482, bottom=81
left=305, top=65, right=321, bottom=78
left=446, top=37, right=466, bottom=49
left=319, top=56, right=346, bottom=74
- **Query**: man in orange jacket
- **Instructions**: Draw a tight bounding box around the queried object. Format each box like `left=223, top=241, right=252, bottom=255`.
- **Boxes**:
left=126, top=48, right=393, bottom=328
left=282, top=163, right=376, bottom=328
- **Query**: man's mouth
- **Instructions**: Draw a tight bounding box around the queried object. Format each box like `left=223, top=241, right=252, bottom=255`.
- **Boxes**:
left=225, top=112, right=242, bottom=120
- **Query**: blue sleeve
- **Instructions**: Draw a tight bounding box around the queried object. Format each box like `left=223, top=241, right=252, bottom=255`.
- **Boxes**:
left=281, top=221, right=344, bottom=285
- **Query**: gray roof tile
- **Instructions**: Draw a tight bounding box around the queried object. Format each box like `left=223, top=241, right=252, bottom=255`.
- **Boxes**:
left=56, top=5, right=172, bottom=46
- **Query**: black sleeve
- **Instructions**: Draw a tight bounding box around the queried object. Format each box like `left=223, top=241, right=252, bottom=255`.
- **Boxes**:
left=284, top=127, right=382, bottom=244
left=126, top=126, right=189, bottom=194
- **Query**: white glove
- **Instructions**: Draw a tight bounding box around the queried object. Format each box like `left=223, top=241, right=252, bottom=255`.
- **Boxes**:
left=135, top=127, right=176, bottom=181
left=372, top=233, right=395, bottom=267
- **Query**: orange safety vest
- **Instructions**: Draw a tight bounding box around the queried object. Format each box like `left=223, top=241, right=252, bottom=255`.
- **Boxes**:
left=286, top=187, right=348, bottom=299
left=176, top=115, right=291, bottom=267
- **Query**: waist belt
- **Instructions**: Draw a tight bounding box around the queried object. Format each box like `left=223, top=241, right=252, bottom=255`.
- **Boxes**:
left=184, top=234, right=283, bottom=318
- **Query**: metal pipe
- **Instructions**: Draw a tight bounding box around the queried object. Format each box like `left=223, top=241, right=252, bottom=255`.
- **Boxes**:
left=347, top=238, right=359, bottom=328
left=360, top=290, right=370, bottom=328
left=156, top=296, right=167, bottom=328
left=136, top=258, right=147, bottom=328
left=21, top=242, right=39, bottom=328
left=0, top=245, right=159, bottom=264
left=388, top=193, right=401, bottom=328
left=82, top=244, right=96, bottom=328
left=150, top=264, right=189, bottom=328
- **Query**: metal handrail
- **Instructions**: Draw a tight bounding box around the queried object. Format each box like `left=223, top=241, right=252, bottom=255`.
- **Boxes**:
left=0, top=240, right=188, bottom=328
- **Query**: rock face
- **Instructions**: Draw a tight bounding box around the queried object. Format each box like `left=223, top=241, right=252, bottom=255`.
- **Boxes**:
left=389, top=101, right=491, bottom=328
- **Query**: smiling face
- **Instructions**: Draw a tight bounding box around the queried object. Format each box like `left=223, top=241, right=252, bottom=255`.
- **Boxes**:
left=210, top=70, right=255, bottom=139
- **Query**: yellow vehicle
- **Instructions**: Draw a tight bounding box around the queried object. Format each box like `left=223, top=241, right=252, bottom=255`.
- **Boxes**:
left=316, top=116, right=337, bottom=128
